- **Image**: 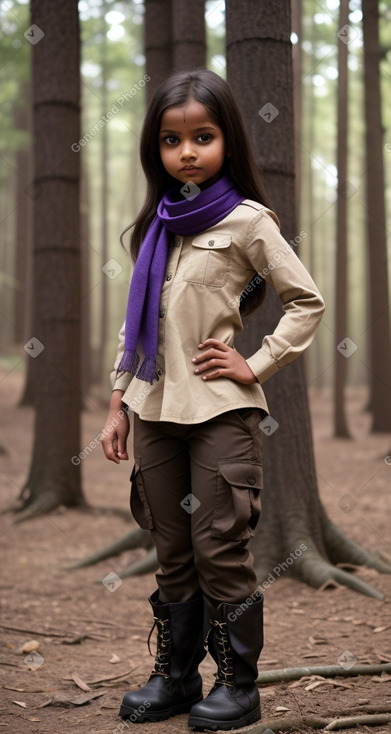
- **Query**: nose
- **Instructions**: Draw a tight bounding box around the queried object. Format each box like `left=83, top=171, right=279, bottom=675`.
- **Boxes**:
left=180, top=139, right=196, bottom=160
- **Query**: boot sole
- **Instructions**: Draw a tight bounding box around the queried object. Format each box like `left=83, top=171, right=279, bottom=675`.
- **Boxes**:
left=119, top=693, right=203, bottom=722
left=188, top=703, right=261, bottom=731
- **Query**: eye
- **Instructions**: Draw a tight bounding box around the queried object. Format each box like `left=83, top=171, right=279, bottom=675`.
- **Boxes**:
left=162, top=135, right=179, bottom=145
left=197, top=134, right=213, bottom=143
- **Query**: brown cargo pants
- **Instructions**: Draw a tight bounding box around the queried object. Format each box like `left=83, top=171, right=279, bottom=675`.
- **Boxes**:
left=130, top=407, right=266, bottom=604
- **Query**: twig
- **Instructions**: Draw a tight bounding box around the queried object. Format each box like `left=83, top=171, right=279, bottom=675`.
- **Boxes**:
left=256, top=662, right=391, bottom=684
left=63, top=667, right=138, bottom=685
left=0, top=623, right=69, bottom=638
left=325, top=712, right=391, bottom=730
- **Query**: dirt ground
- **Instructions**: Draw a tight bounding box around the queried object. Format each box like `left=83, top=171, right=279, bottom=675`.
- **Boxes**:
left=1, top=364, right=391, bottom=734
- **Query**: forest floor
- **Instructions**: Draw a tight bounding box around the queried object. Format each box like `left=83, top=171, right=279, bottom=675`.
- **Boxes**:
left=0, top=363, right=391, bottom=734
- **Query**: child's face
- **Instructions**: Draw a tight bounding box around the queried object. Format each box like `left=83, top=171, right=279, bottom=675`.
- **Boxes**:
left=159, top=99, right=225, bottom=189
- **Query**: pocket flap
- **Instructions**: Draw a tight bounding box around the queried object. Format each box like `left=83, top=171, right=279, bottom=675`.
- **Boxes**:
left=218, top=461, right=263, bottom=490
left=191, top=234, right=232, bottom=250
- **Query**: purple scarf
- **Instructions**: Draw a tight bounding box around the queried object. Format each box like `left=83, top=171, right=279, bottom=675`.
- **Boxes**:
left=117, top=176, right=244, bottom=384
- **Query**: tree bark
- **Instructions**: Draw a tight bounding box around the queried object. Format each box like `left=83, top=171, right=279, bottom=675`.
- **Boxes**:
left=171, top=0, right=205, bottom=71
left=18, top=0, right=85, bottom=518
left=144, top=0, right=172, bottom=102
left=96, top=4, right=109, bottom=385
left=13, top=84, right=33, bottom=345
left=362, top=0, right=391, bottom=432
left=333, top=0, right=350, bottom=438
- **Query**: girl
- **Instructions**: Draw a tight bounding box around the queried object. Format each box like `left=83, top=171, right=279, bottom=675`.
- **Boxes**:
left=102, top=68, right=324, bottom=731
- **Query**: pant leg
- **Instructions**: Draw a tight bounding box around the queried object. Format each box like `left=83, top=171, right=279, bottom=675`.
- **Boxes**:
left=188, top=408, right=265, bottom=603
left=131, top=415, right=200, bottom=603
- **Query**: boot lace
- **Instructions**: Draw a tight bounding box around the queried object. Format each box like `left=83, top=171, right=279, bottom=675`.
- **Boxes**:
left=147, top=616, right=171, bottom=679
left=205, top=619, right=234, bottom=688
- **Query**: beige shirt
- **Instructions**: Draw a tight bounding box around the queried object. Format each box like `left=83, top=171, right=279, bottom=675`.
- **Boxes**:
left=110, top=200, right=325, bottom=423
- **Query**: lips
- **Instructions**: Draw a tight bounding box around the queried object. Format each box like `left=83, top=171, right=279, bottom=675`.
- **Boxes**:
left=180, top=166, right=200, bottom=172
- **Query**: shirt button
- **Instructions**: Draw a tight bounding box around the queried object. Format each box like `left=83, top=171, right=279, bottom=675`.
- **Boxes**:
left=159, top=310, right=165, bottom=318
left=208, top=239, right=215, bottom=247
left=247, top=477, right=256, bottom=486
left=175, top=240, right=181, bottom=247
left=166, top=274, right=172, bottom=281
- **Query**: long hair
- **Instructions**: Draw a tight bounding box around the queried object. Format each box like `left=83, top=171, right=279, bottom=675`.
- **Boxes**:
left=121, top=68, right=273, bottom=316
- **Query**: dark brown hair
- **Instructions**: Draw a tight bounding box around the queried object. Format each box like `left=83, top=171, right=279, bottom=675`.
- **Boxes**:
left=121, top=68, right=273, bottom=316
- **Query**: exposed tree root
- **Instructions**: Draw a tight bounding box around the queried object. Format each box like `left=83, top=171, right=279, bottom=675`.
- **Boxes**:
left=256, top=662, right=391, bottom=683
left=12, top=494, right=88, bottom=524
left=118, top=547, right=158, bottom=578
left=65, top=528, right=153, bottom=570
left=320, top=506, right=391, bottom=574
left=294, top=549, right=384, bottom=599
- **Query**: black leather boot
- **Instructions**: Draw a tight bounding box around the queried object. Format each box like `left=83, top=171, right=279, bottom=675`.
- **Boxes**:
left=188, top=594, right=263, bottom=731
left=119, top=589, right=206, bottom=722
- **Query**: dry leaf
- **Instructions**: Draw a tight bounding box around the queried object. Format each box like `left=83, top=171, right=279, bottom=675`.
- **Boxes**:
left=275, top=705, right=290, bottom=711
left=109, top=653, right=121, bottom=664
left=13, top=701, right=27, bottom=708
left=39, top=690, right=106, bottom=708
left=71, top=672, right=91, bottom=692
left=374, top=626, right=390, bottom=633
left=305, top=680, right=328, bottom=691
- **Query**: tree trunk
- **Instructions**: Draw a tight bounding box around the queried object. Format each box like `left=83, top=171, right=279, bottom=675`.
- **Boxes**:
left=291, top=0, right=302, bottom=227
left=171, top=0, right=205, bottom=70
left=80, top=161, right=91, bottom=399
left=144, top=0, right=172, bottom=102
left=362, top=0, right=391, bottom=432
left=225, top=0, right=388, bottom=597
left=96, top=5, right=109, bottom=385
left=13, top=85, right=32, bottom=345
left=18, top=0, right=85, bottom=518
left=334, top=0, right=350, bottom=438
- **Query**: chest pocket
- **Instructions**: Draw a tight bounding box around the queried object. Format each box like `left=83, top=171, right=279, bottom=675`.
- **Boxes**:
left=183, top=234, right=232, bottom=288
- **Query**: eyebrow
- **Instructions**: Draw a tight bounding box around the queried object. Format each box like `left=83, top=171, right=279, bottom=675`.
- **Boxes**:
left=160, top=126, right=216, bottom=134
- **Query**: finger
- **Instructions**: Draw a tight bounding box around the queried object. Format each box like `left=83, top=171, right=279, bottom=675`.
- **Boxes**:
left=117, top=434, right=129, bottom=460
left=193, top=348, right=228, bottom=364
left=194, top=357, right=227, bottom=373
left=200, top=368, right=225, bottom=380
left=101, top=437, right=121, bottom=464
left=198, top=339, right=229, bottom=351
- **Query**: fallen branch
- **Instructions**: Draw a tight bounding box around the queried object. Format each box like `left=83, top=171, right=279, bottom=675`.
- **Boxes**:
left=324, top=712, right=391, bottom=730
left=256, top=662, right=391, bottom=684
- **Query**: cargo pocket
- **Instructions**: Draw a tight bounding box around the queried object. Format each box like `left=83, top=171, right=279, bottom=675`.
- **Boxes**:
left=211, top=460, right=263, bottom=541
left=130, top=458, right=154, bottom=530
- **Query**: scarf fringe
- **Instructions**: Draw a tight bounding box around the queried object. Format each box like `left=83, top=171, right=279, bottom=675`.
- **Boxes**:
left=117, top=349, right=140, bottom=375
left=136, top=356, right=157, bottom=385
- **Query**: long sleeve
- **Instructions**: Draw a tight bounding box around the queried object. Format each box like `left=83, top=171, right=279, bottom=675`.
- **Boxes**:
left=243, top=209, right=325, bottom=385
left=110, top=320, right=134, bottom=392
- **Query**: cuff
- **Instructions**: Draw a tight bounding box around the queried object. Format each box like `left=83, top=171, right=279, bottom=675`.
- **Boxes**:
left=246, top=349, right=279, bottom=385
left=110, top=369, right=133, bottom=393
